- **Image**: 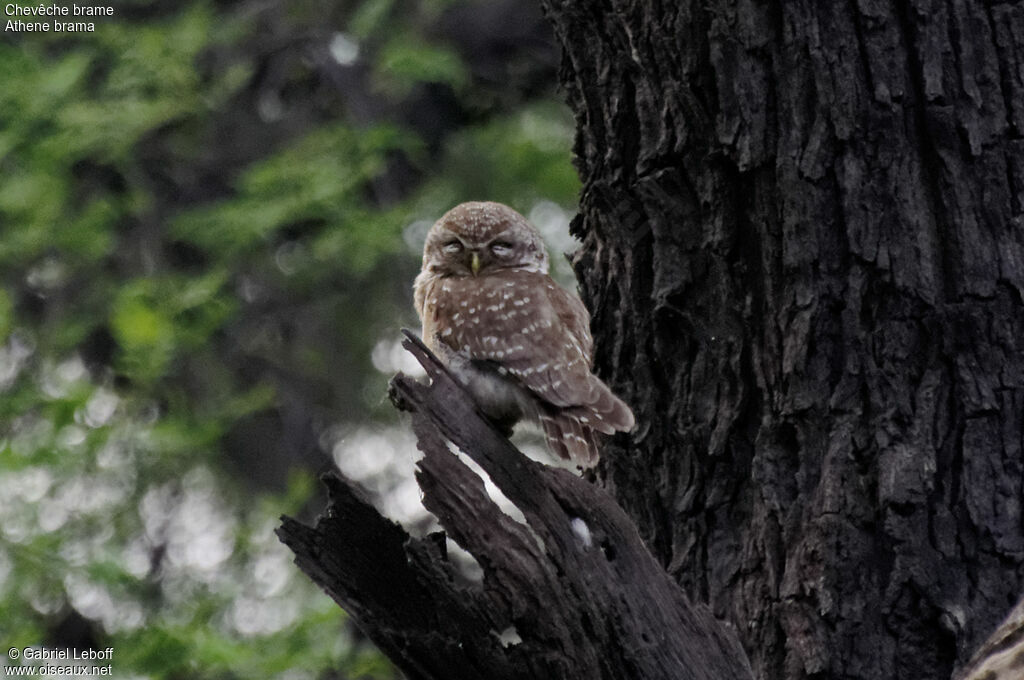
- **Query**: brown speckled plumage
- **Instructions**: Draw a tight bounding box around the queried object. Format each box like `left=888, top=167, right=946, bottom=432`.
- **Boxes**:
left=413, top=201, right=634, bottom=466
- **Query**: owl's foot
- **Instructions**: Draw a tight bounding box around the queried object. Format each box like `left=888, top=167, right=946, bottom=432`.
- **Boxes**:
left=431, top=334, right=468, bottom=367
left=431, top=334, right=523, bottom=439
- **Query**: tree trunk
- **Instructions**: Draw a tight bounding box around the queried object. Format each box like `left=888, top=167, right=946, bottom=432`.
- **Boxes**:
left=539, top=1, right=1024, bottom=679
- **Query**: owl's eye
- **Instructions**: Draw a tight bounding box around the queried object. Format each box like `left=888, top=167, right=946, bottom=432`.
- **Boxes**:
left=490, top=241, right=514, bottom=256
left=442, top=240, right=463, bottom=254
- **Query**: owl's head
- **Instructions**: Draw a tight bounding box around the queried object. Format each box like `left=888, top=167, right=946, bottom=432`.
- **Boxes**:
left=422, top=202, right=549, bottom=277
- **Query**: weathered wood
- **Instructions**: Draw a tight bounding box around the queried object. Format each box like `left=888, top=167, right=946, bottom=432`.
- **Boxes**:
left=956, top=596, right=1024, bottom=680
left=538, top=1, right=1024, bottom=679
left=277, top=332, right=755, bottom=680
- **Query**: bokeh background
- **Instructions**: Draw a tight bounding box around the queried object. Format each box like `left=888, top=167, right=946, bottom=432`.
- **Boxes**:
left=0, top=1, right=580, bottom=677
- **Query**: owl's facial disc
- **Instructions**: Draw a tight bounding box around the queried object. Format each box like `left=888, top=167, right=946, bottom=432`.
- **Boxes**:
left=424, top=203, right=550, bottom=276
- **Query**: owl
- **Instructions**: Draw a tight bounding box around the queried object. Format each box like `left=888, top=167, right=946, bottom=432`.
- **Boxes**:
left=413, top=201, right=634, bottom=466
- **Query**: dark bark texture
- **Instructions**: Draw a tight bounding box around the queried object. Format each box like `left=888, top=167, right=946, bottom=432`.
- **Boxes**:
left=277, top=334, right=756, bottom=680
left=538, top=1, right=1024, bottom=679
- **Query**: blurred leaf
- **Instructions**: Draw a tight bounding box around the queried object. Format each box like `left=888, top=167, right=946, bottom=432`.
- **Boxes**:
left=349, top=0, right=395, bottom=38
left=375, top=37, right=469, bottom=94
left=0, top=289, right=12, bottom=341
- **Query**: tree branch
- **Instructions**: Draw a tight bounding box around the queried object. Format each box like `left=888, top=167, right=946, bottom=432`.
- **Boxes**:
left=277, top=331, right=754, bottom=680
left=956, top=597, right=1024, bottom=680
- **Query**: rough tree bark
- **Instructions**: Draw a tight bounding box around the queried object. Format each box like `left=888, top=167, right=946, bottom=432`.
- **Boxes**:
left=278, top=334, right=755, bottom=680
left=539, top=1, right=1024, bottom=679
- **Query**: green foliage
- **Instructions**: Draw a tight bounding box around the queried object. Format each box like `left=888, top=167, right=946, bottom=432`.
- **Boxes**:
left=375, top=37, right=469, bottom=95
left=0, top=290, right=12, bottom=340
left=110, top=273, right=234, bottom=384
left=0, top=0, right=577, bottom=677
left=416, top=100, right=580, bottom=212
left=173, top=124, right=420, bottom=275
left=349, top=0, right=396, bottom=39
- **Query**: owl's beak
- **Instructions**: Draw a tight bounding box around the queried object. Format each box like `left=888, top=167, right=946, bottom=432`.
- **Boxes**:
left=470, top=251, right=481, bottom=276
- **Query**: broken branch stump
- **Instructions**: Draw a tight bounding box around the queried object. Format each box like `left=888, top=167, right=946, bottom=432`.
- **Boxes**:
left=276, top=331, right=754, bottom=680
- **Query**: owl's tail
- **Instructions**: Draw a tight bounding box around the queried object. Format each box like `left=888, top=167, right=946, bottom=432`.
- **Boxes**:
left=539, top=413, right=600, bottom=466
left=577, top=382, right=635, bottom=435
left=538, top=378, right=634, bottom=466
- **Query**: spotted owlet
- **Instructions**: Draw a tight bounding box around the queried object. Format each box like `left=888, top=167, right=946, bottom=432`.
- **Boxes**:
left=413, top=201, right=634, bottom=466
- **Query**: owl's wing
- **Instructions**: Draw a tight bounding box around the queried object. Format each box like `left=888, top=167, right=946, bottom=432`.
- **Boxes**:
left=553, top=284, right=594, bottom=359
left=499, top=280, right=633, bottom=434
left=426, top=272, right=633, bottom=435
